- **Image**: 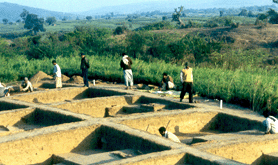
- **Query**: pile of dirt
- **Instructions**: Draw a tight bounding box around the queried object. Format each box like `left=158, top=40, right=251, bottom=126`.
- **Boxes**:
left=62, top=74, right=70, bottom=82
left=68, top=75, right=83, bottom=84
left=29, top=71, right=53, bottom=83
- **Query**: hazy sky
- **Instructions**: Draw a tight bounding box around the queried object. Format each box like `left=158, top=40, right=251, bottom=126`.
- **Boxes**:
left=0, top=0, right=274, bottom=13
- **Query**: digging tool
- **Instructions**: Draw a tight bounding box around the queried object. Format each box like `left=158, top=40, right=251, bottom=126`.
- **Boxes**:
left=166, top=120, right=171, bottom=129
left=146, top=124, right=149, bottom=131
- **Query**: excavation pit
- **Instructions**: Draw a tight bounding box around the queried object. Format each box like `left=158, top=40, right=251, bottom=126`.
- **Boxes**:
left=0, top=100, right=28, bottom=112
left=0, top=123, right=171, bottom=165
left=33, top=82, right=79, bottom=89
left=117, top=111, right=264, bottom=145
left=53, top=95, right=194, bottom=118
left=12, top=87, right=129, bottom=104
left=0, top=108, right=83, bottom=136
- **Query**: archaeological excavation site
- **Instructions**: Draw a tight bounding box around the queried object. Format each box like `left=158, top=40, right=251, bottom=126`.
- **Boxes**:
left=1, top=77, right=278, bottom=165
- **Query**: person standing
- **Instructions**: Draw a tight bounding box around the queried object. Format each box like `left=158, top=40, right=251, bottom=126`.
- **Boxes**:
left=158, top=126, right=180, bottom=143
left=180, top=62, right=193, bottom=103
left=80, top=53, right=90, bottom=87
left=21, top=77, right=33, bottom=92
left=263, top=111, right=278, bottom=134
left=120, top=53, right=133, bottom=90
left=52, top=60, right=62, bottom=88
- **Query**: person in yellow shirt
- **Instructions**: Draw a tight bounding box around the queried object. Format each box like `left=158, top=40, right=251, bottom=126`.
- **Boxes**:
left=180, top=62, right=193, bottom=103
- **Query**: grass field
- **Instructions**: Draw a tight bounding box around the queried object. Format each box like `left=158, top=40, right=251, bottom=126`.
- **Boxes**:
left=1, top=54, right=277, bottom=113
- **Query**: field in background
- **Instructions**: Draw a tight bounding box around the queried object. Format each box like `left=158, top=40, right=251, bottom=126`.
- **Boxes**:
left=0, top=16, right=256, bottom=35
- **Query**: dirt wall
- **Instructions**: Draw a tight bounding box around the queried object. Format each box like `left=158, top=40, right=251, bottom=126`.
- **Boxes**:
left=100, top=125, right=171, bottom=153
left=24, top=108, right=83, bottom=126
left=0, top=108, right=34, bottom=127
left=124, top=152, right=186, bottom=165
left=12, top=87, right=89, bottom=104
left=54, top=96, right=140, bottom=118
left=0, top=100, right=29, bottom=111
left=0, top=124, right=100, bottom=165
left=215, top=113, right=264, bottom=132
left=118, top=111, right=219, bottom=136
left=206, top=139, right=278, bottom=164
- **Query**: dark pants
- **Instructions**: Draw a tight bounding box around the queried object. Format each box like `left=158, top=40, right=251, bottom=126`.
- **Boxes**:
left=82, top=68, right=89, bottom=87
left=180, top=82, right=193, bottom=103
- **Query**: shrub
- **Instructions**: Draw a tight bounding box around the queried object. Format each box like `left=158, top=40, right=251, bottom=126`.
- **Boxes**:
left=113, top=26, right=128, bottom=35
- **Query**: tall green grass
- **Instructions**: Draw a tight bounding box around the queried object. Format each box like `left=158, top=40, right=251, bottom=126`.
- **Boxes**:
left=1, top=54, right=278, bottom=114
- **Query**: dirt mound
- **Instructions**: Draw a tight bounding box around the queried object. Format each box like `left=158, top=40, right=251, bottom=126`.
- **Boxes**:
left=68, top=75, right=83, bottom=84
left=62, top=74, right=70, bottom=82
left=29, top=71, right=53, bottom=83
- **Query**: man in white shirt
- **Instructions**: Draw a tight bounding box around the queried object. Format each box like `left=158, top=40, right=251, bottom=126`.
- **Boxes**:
left=21, top=77, right=33, bottom=92
left=263, top=111, right=278, bottom=134
left=52, top=60, right=62, bottom=88
left=159, top=126, right=181, bottom=143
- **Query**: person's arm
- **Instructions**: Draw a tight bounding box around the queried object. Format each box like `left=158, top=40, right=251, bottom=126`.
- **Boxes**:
left=85, top=58, right=90, bottom=68
left=128, top=57, right=132, bottom=65
left=52, top=66, right=57, bottom=77
left=180, top=71, right=183, bottom=83
left=169, top=76, right=174, bottom=83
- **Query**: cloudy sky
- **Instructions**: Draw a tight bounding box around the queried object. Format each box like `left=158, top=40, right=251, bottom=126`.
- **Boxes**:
left=0, top=0, right=274, bottom=13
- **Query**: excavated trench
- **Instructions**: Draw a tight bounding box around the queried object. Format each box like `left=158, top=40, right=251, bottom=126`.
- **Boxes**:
left=117, top=111, right=263, bottom=141
left=0, top=100, right=29, bottom=111
left=0, top=124, right=172, bottom=165
left=53, top=95, right=194, bottom=118
left=2, top=86, right=278, bottom=164
left=0, top=107, right=83, bottom=137
left=11, top=87, right=128, bottom=104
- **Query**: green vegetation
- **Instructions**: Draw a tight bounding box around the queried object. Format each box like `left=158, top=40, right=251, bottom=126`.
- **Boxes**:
left=0, top=12, right=278, bottom=116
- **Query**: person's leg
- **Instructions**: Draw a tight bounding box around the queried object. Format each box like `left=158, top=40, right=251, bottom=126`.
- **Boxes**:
left=123, top=70, right=129, bottom=88
left=128, top=70, right=133, bottom=88
left=180, top=82, right=186, bottom=102
left=55, top=77, right=58, bottom=88
left=188, top=82, right=193, bottom=103
left=161, top=83, right=166, bottom=91
left=82, top=69, right=89, bottom=87
left=84, top=69, right=89, bottom=87
left=58, top=77, right=62, bottom=88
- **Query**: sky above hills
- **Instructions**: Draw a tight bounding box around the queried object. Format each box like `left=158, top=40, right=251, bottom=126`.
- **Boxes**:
left=0, top=0, right=275, bottom=13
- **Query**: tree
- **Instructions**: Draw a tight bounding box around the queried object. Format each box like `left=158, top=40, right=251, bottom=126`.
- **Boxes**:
left=220, top=11, right=224, bottom=17
left=162, top=16, right=167, bottom=21
left=274, top=0, right=278, bottom=3
left=86, top=16, right=92, bottom=21
left=45, top=17, right=56, bottom=25
left=2, top=18, right=8, bottom=24
left=24, top=14, right=45, bottom=34
left=9, top=22, right=13, bottom=25
left=16, top=19, right=21, bottom=23
left=238, top=9, right=248, bottom=16
left=20, top=9, right=29, bottom=22
left=248, top=11, right=255, bottom=17
left=172, top=6, right=185, bottom=28
left=62, top=17, right=67, bottom=21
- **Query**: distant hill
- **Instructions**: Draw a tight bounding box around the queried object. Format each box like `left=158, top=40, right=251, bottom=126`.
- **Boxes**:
left=78, top=0, right=276, bottom=16
left=0, top=2, right=78, bottom=22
